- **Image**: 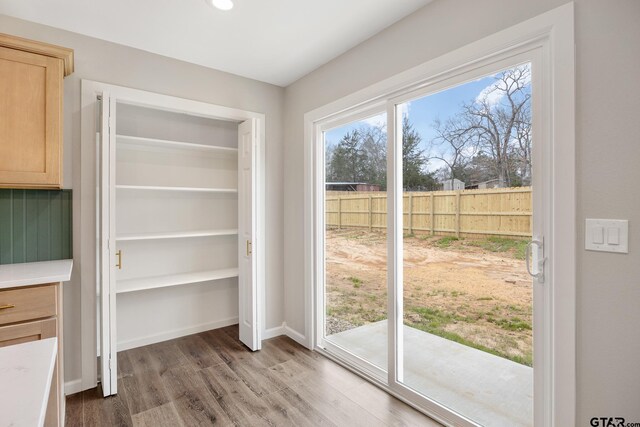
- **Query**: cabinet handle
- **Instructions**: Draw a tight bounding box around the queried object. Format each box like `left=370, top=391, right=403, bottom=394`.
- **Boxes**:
left=116, top=250, right=123, bottom=270
left=0, top=304, right=15, bottom=310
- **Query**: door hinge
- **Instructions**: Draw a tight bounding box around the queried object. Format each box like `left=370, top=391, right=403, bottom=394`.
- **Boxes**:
left=246, top=240, right=252, bottom=256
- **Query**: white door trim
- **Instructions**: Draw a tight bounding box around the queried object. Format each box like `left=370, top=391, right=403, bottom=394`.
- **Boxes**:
left=304, top=3, right=575, bottom=425
left=80, top=80, right=266, bottom=391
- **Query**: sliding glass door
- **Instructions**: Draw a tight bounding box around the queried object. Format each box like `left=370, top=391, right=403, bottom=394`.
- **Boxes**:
left=316, top=56, right=545, bottom=427
left=319, top=110, right=389, bottom=379
left=395, top=63, right=535, bottom=427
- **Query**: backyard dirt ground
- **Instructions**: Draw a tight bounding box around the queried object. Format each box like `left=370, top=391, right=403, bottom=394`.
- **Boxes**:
left=325, top=228, right=533, bottom=366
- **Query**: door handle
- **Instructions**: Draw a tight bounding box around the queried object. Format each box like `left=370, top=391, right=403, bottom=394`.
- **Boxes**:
left=525, top=238, right=545, bottom=283
left=116, top=250, right=123, bottom=270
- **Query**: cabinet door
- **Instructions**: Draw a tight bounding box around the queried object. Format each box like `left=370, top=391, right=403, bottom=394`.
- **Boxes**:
left=0, top=46, right=63, bottom=189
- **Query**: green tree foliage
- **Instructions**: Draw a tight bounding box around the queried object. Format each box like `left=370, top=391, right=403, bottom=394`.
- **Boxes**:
left=402, top=118, right=438, bottom=191
left=329, top=130, right=364, bottom=183
left=327, top=119, right=436, bottom=191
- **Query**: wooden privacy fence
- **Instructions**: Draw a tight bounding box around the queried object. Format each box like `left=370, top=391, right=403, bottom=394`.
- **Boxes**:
left=326, top=187, right=532, bottom=239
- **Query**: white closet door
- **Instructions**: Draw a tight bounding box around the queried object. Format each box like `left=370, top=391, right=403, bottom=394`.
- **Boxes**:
left=238, top=119, right=260, bottom=351
left=99, top=92, right=118, bottom=396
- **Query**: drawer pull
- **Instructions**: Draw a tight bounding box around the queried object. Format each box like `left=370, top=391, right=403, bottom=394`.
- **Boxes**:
left=0, top=304, right=16, bottom=310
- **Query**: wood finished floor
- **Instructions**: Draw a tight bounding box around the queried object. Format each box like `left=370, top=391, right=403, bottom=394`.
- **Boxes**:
left=65, top=325, right=441, bottom=426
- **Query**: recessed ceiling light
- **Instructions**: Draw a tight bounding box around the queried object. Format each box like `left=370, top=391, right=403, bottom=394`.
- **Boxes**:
left=206, top=0, right=234, bottom=11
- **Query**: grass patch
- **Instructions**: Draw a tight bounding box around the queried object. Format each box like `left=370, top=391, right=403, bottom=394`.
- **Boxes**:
left=507, top=304, right=526, bottom=313
left=435, top=236, right=459, bottom=248
left=426, top=289, right=449, bottom=297
left=477, top=296, right=494, bottom=301
left=348, top=276, right=363, bottom=288
left=406, top=305, right=532, bottom=366
left=408, top=306, right=465, bottom=327
left=494, top=318, right=532, bottom=331
left=326, top=306, right=351, bottom=317
left=467, top=237, right=529, bottom=260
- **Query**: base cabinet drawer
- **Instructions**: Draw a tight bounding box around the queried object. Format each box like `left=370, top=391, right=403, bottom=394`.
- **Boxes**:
left=0, top=284, right=57, bottom=326
left=0, top=317, right=57, bottom=347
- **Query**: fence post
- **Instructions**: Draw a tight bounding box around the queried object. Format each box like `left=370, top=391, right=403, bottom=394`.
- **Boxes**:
left=338, top=197, right=342, bottom=230
left=455, top=190, right=461, bottom=238
left=408, top=194, right=413, bottom=235
left=368, top=195, right=372, bottom=231
left=430, top=192, right=435, bottom=236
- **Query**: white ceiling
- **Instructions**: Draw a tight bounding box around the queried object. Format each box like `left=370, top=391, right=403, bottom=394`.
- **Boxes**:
left=0, top=0, right=431, bottom=86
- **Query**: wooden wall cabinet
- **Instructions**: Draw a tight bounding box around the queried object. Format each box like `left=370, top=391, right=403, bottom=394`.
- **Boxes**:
left=0, top=33, right=74, bottom=189
left=0, top=283, right=64, bottom=426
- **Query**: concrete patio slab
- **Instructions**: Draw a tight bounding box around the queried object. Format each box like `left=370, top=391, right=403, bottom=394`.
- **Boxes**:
left=328, top=320, right=532, bottom=427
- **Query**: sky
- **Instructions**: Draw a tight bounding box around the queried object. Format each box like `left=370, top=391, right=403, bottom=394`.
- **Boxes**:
left=324, top=64, right=531, bottom=174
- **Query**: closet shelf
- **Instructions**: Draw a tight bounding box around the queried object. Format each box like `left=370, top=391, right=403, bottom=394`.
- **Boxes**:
left=117, top=134, right=238, bottom=156
left=116, top=268, right=239, bottom=294
left=116, top=185, right=237, bottom=193
left=116, top=229, right=238, bottom=241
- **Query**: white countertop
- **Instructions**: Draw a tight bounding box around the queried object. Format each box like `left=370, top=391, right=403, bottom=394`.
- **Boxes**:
left=0, top=337, right=58, bottom=427
left=0, top=259, right=73, bottom=290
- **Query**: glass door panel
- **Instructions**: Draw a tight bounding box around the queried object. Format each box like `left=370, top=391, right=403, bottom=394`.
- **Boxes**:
left=398, top=64, right=534, bottom=426
left=321, top=112, right=388, bottom=375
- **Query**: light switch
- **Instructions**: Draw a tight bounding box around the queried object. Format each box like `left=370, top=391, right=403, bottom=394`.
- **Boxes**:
left=585, top=219, right=628, bottom=253
left=593, top=227, right=604, bottom=244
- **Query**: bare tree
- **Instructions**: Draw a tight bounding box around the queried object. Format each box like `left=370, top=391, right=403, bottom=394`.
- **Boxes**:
left=359, top=125, right=387, bottom=189
left=428, top=64, right=532, bottom=187
left=513, top=100, right=532, bottom=185
left=430, top=117, right=480, bottom=186
left=467, top=64, right=531, bottom=186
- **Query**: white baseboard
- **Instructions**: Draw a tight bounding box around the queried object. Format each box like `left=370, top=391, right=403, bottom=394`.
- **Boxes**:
left=284, top=324, right=308, bottom=348
left=65, top=378, right=83, bottom=396
left=261, top=322, right=308, bottom=348
left=117, top=316, right=239, bottom=352
left=263, top=322, right=286, bottom=339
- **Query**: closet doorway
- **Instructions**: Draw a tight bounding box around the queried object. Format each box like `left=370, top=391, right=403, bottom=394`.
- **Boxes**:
left=81, top=81, right=265, bottom=397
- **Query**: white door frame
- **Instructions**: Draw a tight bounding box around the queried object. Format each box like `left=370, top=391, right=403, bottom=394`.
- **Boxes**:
left=80, top=80, right=266, bottom=391
left=304, top=4, right=575, bottom=426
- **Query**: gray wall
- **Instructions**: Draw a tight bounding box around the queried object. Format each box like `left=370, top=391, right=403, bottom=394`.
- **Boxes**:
left=283, top=0, right=640, bottom=423
left=0, top=14, right=285, bottom=389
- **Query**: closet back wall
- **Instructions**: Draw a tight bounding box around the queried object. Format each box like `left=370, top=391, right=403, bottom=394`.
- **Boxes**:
left=0, top=14, right=285, bottom=392
left=114, top=104, right=240, bottom=350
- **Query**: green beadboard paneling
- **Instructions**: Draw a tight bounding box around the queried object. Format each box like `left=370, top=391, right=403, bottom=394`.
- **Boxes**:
left=0, top=189, right=72, bottom=265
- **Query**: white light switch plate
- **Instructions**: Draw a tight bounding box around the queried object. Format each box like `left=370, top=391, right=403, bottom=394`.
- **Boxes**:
left=585, top=219, right=628, bottom=253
